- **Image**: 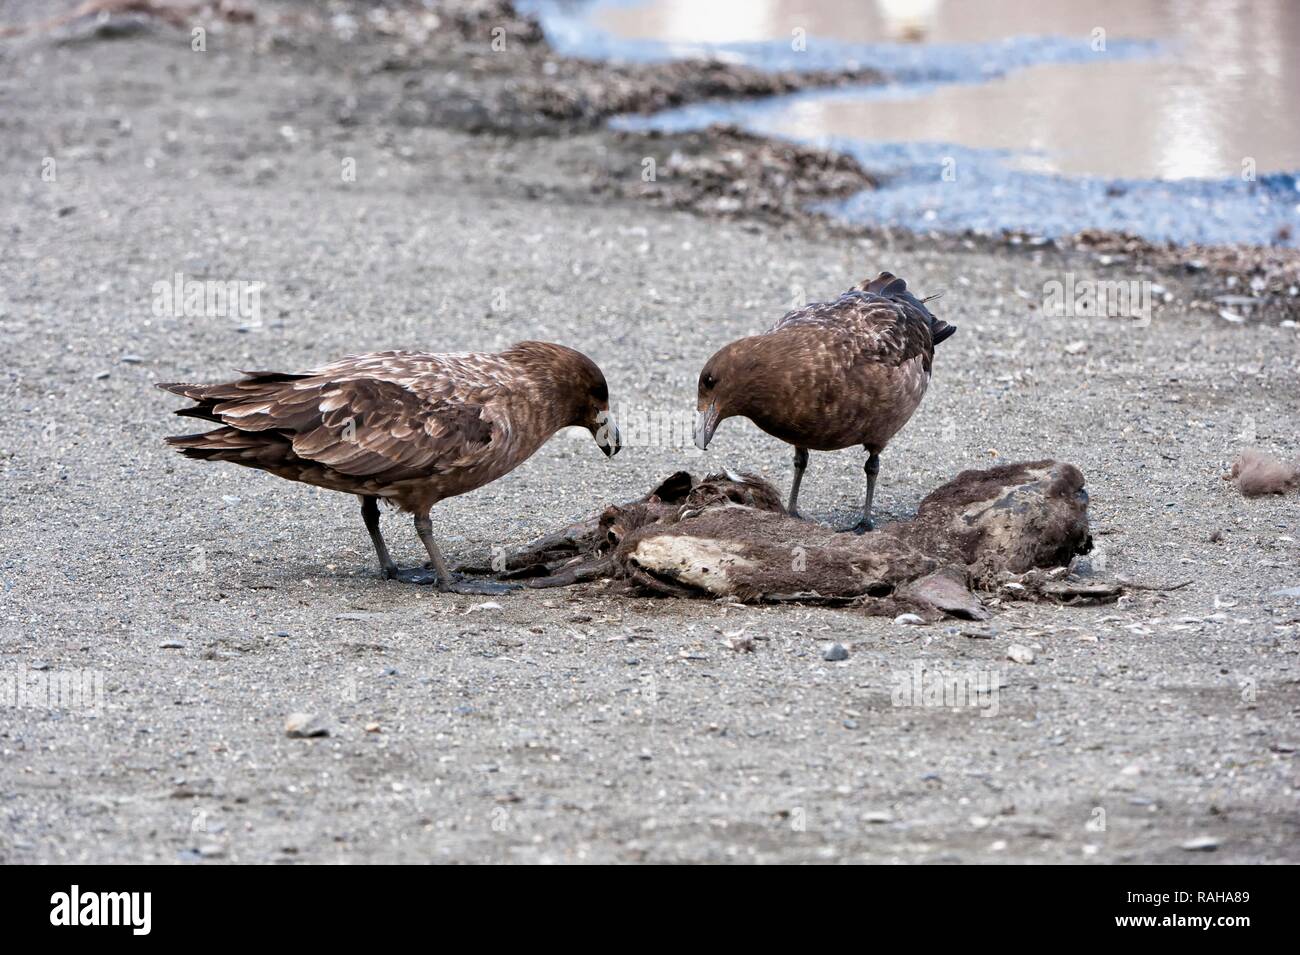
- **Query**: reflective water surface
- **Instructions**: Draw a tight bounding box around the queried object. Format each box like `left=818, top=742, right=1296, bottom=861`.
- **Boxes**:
left=585, top=0, right=1300, bottom=180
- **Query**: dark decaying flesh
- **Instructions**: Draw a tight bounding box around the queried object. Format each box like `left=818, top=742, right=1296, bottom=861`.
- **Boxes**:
left=461, top=460, right=1104, bottom=619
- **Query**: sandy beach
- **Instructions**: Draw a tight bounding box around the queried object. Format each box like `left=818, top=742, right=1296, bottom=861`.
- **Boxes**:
left=0, top=1, right=1297, bottom=864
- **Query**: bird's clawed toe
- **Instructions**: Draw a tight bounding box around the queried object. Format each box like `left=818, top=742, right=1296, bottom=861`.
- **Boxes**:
left=847, top=517, right=876, bottom=535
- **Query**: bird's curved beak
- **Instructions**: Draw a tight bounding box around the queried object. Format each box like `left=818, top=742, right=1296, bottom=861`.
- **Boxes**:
left=594, top=411, right=621, bottom=458
left=694, top=402, right=719, bottom=450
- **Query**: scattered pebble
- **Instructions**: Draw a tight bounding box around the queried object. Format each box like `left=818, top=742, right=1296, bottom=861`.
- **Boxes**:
left=1180, top=836, right=1219, bottom=852
left=822, top=642, right=849, bottom=661
left=1007, top=644, right=1036, bottom=664
left=723, top=631, right=755, bottom=652
left=893, top=613, right=925, bottom=626
left=159, top=640, right=185, bottom=649
left=284, top=713, right=330, bottom=738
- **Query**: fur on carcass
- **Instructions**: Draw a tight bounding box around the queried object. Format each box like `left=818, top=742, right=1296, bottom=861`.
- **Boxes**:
left=465, top=460, right=1094, bottom=620
left=612, top=461, right=1091, bottom=618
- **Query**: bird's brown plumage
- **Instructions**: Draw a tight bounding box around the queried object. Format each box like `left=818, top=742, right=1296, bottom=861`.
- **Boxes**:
left=696, top=271, right=953, bottom=453
left=159, top=341, right=617, bottom=515
left=694, top=271, right=954, bottom=529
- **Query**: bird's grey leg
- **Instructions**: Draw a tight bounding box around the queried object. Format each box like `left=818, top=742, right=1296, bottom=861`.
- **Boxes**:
left=412, top=511, right=519, bottom=594
left=360, top=495, right=402, bottom=579
left=852, top=452, right=881, bottom=534
left=363, top=498, right=439, bottom=584
left=787, top=446, right=809, bottom=518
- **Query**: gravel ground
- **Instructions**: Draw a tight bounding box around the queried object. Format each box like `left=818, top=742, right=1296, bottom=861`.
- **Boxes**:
left=1, top=8, right=1297, bottom=864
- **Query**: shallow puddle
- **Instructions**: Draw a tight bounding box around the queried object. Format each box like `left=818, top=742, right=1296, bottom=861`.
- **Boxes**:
left=524, top=0, right=1300, bottom=245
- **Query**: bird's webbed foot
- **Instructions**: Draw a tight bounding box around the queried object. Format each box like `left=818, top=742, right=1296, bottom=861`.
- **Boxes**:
left=388, top=565, right=519, bottom=593
left=385, top=566, right=441, bottom=585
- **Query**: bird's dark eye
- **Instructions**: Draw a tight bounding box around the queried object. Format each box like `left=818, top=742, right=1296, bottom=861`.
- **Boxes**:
left=701, top=373, right=716, bottom=389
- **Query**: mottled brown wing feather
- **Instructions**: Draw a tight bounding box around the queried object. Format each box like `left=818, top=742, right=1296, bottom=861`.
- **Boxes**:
left=772, top=294, right=935, bottom=372
left=210, top=376, right=497, bottom=479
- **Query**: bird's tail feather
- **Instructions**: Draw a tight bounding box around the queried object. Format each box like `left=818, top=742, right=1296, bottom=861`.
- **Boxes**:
left=163, top=427, right=291, bottom=466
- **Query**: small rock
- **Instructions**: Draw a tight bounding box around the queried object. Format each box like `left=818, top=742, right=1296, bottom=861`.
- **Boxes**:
left=1006, top=644, right=1036, bottom=664
left=198, top=844, right=226, bottom=858
left=1064, top=340, right=1088, bottom=355
left=159, top=640, right=185, bottom=649
left=863, top=810, right=894, bottom=824
left=471, top=601, right=503, bottom=612
left=1180, top=836, right=1219, bottom=852
left=364, top=722, right=381, bottom=733
left=94, top=371, right=111, bottom=380
left=723, top=631, right=755, bottom=652
left=120, top=354, right=145, bottom=364
left=284, top=712, right=330, bottom=738
left=893, top=613, right=925, bottom=626
left=822, top=642, right=849, bottom=662
left=30, top=661, right=50, bottom=671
